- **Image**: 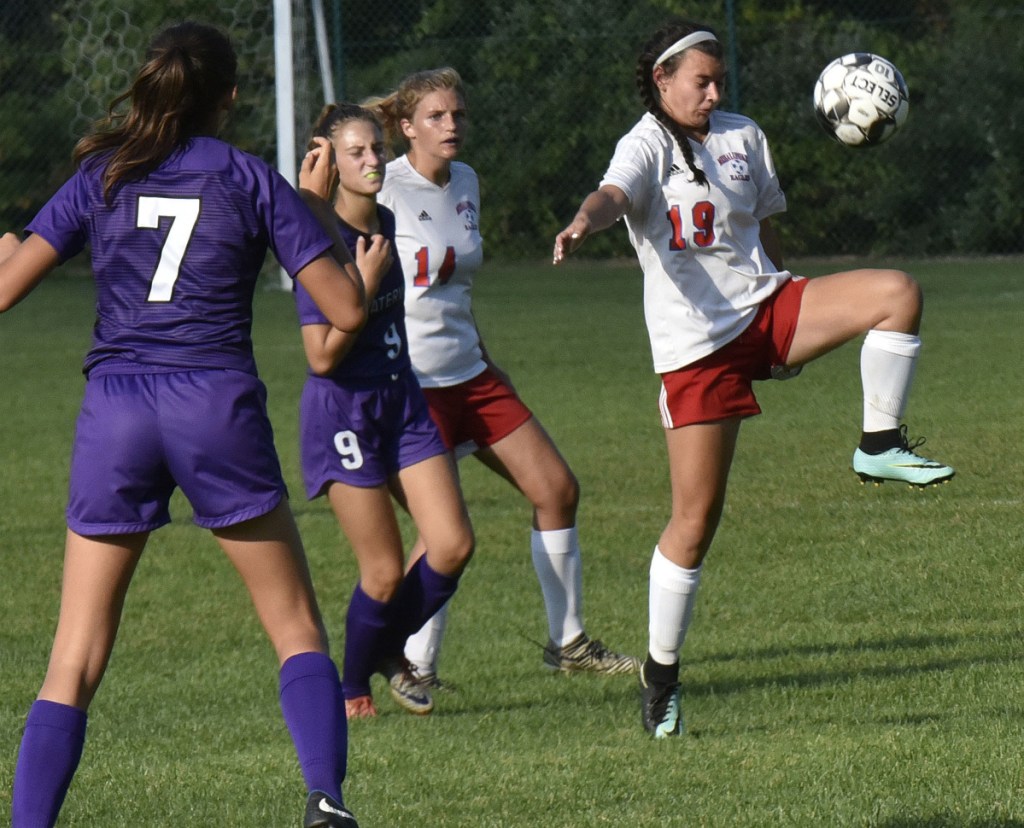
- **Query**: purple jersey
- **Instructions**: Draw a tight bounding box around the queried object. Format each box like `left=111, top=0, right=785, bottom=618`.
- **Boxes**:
left=294, top=206, right=409, bottom=379
left=27, top=137, right=333, bottom=377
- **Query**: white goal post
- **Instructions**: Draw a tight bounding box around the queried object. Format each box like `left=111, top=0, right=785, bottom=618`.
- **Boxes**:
left=275, top=0, right=337, bottom=288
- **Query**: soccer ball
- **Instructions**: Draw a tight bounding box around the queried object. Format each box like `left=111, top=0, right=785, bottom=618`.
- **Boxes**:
left=813, top=53, right=909, bottom=147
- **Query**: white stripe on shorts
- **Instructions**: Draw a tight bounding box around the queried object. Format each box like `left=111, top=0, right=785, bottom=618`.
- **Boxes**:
left=658, top=382, right=675, bottom=429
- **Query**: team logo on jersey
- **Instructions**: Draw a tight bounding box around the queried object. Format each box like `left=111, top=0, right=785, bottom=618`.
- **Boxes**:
left=369, top=285, right=403, bottom=314
left=667, top=163, right=686, bottom=178
left=455, top=199, right=479, bottom=231
left=418, top=210, right=432, bottom=221
left=717, top=151, right=750, bottom=182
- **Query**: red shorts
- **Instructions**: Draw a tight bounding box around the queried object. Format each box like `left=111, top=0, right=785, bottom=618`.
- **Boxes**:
left=421, top=367, right=533, bottom=453
left=659, top=277, right=807, bottom=429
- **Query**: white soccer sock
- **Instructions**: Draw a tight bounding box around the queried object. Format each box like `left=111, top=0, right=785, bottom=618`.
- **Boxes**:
left=531, top=527, right=585, bottom=646
left=860, top=329, right=921, bottom=432
left=404, top=601, right=449, bottom=675
left=648, top=546, right=702, bottom=666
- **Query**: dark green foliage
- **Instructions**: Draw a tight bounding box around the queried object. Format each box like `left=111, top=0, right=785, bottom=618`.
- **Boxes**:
left=2, top=1, right=1023, bottom=256
left=334, top=0, right=1024, bottom=258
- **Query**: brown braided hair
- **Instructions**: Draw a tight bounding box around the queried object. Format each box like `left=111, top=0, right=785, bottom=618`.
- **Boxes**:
left=635, top=20, right=723, bottom=188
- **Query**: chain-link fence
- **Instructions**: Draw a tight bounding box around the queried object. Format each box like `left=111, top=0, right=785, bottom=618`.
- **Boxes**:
left=2, top=1, right=1022, bottom=260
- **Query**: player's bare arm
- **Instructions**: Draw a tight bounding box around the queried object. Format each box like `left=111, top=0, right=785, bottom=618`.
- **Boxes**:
left=0, top=233, right=60, bottom=312
left=296, top=255, right=367, bottom=334
left=553, top=185, right=629, bottom=264
left=303, top=234, right=393, bottom=375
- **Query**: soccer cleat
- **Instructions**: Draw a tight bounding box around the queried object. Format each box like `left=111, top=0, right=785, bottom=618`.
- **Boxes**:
left=413, top=670, right=457, bottom=693
left=639, top=662, right=683, bottom=738
left=378, top=657, right=434, bottom=715
left=344, top=695, right=378, bottom=719
left=542, top=632, right=641, bottom=675
left=852, top=425, right=955, bottom=488
left=304, top=791, right=359, bottom=828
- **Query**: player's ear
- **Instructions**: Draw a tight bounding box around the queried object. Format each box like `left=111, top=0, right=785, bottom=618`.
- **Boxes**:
left=400, top=118, right=416, bottom=141
left=652, top=64, right=669, bottom=94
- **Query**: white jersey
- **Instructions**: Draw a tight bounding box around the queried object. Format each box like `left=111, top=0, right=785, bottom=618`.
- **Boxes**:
left=600, top=110, right=791, bottom=373
left=378, top=155, right=486, bottom=388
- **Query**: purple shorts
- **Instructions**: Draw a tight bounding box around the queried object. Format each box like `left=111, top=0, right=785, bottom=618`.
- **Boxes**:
left=300, top=369, right=447, bottom=497
left=67, top=370, right=287, bottom=534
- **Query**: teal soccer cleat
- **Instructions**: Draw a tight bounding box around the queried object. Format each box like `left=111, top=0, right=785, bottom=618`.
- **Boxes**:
left=640, top=662, right=683, bottom=738
left=852, top=425, right=955, bottom=488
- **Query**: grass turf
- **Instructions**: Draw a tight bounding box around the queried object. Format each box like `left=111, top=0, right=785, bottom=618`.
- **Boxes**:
left=0, top=257, right=1021, bottom=826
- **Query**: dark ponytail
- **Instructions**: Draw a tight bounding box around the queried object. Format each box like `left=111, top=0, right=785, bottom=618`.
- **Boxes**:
left=635, top=20, right=722, bottom=188
left=73, top=22, right=237, bottom=201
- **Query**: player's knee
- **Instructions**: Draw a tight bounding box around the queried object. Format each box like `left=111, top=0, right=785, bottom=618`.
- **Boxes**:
left=361, top=564, right=405, bottom=602
left=534, top=467, right=580, bottom=520
left=429, top=523, right=474, bottom=576
left=451, top=522, right=476, bottom=568
left=266, top=617, right=329, bottom=666
left=665, top=509, right=720, bottom=557
left=880, top=268, right=922, bottom=320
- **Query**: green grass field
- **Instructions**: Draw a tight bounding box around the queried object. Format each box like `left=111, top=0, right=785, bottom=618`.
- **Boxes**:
left=1, top=257, right=1022, bottom=826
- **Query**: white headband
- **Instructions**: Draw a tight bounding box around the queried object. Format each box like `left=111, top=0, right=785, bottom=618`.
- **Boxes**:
left=654, top=31, right=718, bottom=67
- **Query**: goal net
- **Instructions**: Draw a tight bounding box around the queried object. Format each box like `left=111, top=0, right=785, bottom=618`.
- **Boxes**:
left=60, top=0, right=335, bottom=285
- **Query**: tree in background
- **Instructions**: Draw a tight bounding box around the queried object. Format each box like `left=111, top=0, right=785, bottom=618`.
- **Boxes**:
left=0, top=1, right=75, bottom=230
left=2, top=0, right=1022, bottom=256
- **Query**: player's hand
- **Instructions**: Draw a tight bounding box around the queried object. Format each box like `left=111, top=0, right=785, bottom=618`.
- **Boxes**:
left=299, top=137, right=337, bottom=201
left=0, top=231, right=21, bottom=265
left=552, top=217, right=589, bottom=265
left=354, top=233, right=392, bottom=295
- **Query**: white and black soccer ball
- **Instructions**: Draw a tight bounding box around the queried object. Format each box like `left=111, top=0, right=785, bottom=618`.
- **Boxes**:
left=813, top=53, right=909, bottom=147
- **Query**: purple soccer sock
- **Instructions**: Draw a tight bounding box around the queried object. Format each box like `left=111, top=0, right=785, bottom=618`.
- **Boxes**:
left=383, top=556, right=461, bottom=656
left=278, top=652, right=347, bottom=800
left=12, top=699, right=88, bottom=828
left=342, top=584, right=391, bottom=698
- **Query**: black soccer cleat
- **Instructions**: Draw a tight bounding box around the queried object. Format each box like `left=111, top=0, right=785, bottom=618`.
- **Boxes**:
left=639, top=660, right=683, bottom=738
left=304, top=791, right=359, bottom=828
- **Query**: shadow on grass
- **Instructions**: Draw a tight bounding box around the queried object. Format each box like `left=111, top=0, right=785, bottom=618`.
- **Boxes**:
left=679, top=628, right=1024, bottom=699
left=352, top=628, right=1023, bottom=723
left=689, top=630, right=1020, bottom=666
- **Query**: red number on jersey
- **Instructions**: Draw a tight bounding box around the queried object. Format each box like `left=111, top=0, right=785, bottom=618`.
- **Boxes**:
left=666, top=205, right=687, bottom=251
left=666, top=201, right=716, bottom=251
left=413, top=245, right=457, bottom=287
left=692, top=201, right=715, bottom=247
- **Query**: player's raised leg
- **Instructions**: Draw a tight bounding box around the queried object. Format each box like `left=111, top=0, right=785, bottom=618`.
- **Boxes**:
left=786, top=268, right=954, bottom=488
